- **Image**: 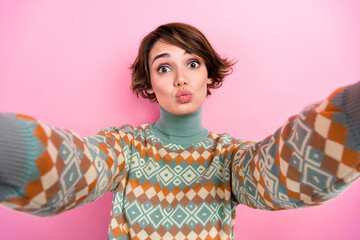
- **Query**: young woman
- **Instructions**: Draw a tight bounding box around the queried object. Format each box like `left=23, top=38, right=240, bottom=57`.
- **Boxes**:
left=0, top=23, right=359, bottom=240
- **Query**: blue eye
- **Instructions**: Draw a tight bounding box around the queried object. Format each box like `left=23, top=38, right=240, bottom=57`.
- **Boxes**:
left=157, top=66, right=170, bottom=74
left=188, top=60, right=200, bottom=68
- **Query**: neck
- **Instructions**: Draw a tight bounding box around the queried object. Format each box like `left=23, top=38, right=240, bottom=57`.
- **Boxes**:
left=150, top=106, right=209, bottom=146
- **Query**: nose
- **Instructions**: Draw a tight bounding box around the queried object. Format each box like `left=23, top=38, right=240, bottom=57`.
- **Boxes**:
left=174, top=68, right=188, bottom=87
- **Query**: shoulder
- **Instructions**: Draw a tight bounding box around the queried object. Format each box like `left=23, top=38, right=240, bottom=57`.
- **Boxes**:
left=97, top=124, right=150, bottom=140
left=208, top=131, right=252, bottom=149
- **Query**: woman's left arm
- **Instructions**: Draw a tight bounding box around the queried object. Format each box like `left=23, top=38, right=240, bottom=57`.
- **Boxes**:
left=231, top=81, right=360, bottom=210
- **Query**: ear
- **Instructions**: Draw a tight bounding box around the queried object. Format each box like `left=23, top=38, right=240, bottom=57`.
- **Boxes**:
left=207, top=78, right=213, bottom=85
left=147, top=88, right=154, bottom=94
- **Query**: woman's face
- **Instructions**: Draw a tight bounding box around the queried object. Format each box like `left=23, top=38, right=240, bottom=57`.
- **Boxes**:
left=148, top=40, right=212, bottom=115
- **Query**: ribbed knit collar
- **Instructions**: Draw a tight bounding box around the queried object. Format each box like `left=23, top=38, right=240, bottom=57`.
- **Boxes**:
left=150, top=106, right=209, bottom=146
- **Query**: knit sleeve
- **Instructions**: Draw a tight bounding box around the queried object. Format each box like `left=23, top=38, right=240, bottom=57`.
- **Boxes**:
left=0, top=114, right=127, bottom=216
left=231, top=81, right=360, bottom=210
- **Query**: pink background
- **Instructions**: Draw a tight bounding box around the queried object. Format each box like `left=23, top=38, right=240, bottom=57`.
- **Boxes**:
left=1, top=0, right=360, bottom=239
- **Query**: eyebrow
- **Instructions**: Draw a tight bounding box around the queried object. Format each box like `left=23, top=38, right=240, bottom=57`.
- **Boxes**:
left=151, top=53, right=169, bottom=65
left=151, top=51, right=191, bottom=65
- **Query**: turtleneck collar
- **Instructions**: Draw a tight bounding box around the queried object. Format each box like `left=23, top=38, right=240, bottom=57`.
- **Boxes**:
left=149, top=105, right=209, bottom=146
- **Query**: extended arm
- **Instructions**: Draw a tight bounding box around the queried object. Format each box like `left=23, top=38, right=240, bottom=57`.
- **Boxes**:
left=232, top=82, right=360, bottom=210
left=0, top=114, right=127, bottom=216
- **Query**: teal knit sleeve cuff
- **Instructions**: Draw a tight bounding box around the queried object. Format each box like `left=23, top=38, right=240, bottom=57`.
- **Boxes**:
left=343, top=81, right=360, bottom=150
left=0, top=113, right=43, bottom=200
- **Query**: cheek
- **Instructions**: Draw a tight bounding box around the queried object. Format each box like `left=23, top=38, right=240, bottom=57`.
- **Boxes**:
left=149, top=74, right=161, bottom=93
left=194, top=78, right=209, bottom=101
left=197, top=73, right=210, bottom=92
left=151, top=80, right=173, bottom=99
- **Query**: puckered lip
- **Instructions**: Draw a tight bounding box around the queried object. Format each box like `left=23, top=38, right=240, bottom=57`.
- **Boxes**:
left=176, top=90, right=192, bottom=97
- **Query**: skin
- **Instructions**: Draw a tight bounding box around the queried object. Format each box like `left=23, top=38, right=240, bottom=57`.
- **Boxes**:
left=147, top=40, right=212, bottom=115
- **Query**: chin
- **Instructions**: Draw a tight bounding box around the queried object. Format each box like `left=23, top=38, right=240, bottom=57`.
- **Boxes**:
left=173, top=104, right=199, bottom=115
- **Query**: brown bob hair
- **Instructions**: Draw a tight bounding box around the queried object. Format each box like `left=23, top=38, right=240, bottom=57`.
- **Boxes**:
left=131, top=22, right=235, bottom=102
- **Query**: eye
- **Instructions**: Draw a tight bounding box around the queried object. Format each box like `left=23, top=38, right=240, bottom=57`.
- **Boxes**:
left=157, top=65, right=171, bottom=74
left=188, top=60, right=200, bottom=68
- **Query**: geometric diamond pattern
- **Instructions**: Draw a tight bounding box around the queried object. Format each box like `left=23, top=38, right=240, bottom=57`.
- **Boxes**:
left=170, top=205, right=190, bottom=228
left=302, top=163, right=334, bottom=191
left=194, top=202, right=213, bottom=227
left=109, top=126, right=240, bottom=239
left=287, top=118, right=312, bottom=155
left=1, top=85, right=359, bottom=240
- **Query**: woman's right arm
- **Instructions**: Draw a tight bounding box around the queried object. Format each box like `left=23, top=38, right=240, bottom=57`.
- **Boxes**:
left=0, top=113, right=127, bottom=216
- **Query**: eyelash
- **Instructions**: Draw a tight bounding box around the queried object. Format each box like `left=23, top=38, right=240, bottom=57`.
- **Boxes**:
left=188, top=60, right=200, bottom=68
left=157, top=65, right=171, bottom=74
left=157, top=60, right=200, bottom=74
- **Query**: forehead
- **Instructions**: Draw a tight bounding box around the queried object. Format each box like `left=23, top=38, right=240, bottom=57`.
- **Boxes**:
left=149, top=40, right=187, bottom=60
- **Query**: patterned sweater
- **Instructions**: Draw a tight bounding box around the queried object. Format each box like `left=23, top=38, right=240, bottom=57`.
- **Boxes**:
left=0, top=82, right=360, bottom=240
